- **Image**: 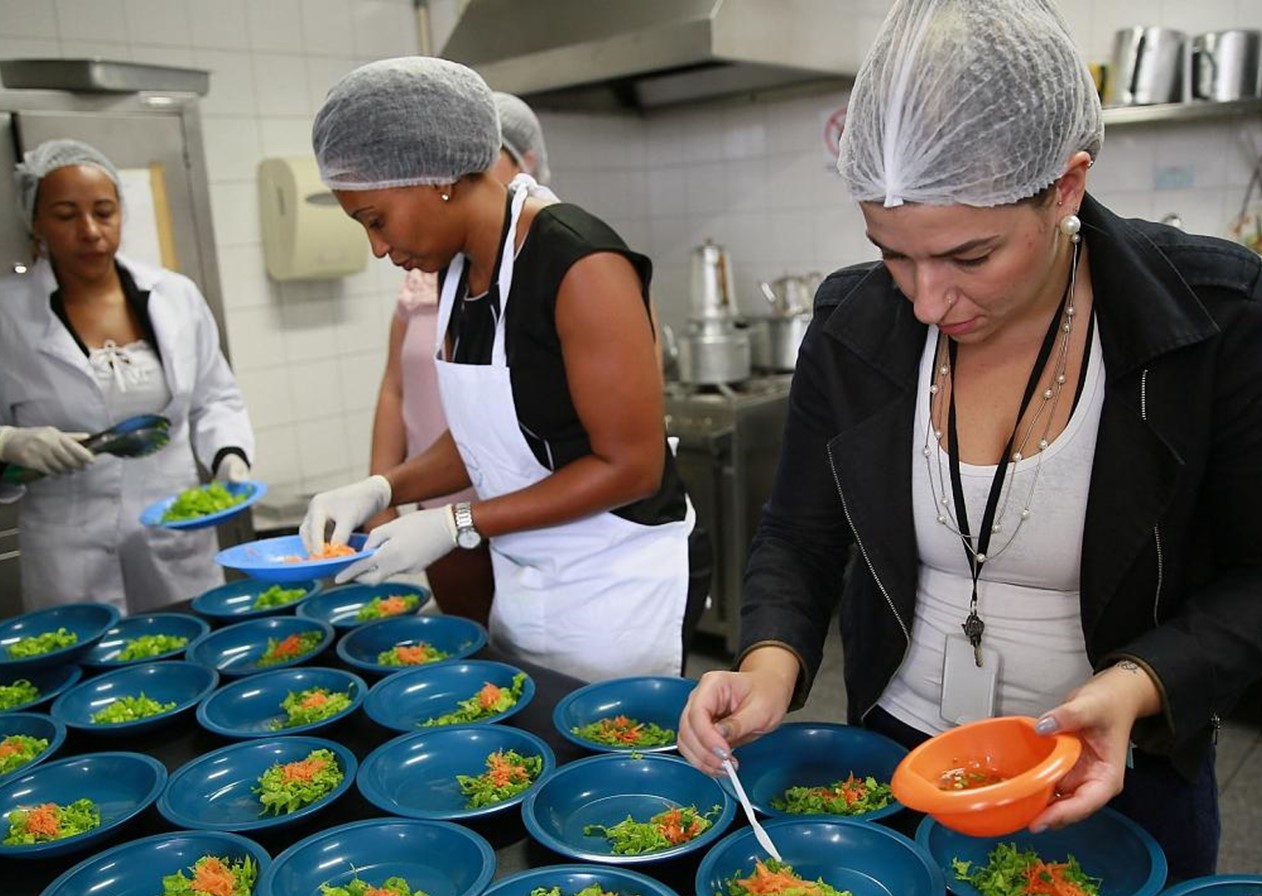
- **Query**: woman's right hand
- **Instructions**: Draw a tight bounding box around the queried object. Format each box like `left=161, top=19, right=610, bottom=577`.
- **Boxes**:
left=299, top=474, right=392, bottom=551
left=0, top=425, right=94, bottom=476
left=676, top=649, right=798, bottom=775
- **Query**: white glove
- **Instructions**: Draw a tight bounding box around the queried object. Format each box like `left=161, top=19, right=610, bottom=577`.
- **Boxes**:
left=335, top=504, right=458, bottom=585
left=0, top=425, right=95, bottom=476
left=299, top=474, right=392, bottom=552
left=214, top=453, right=251, bottom=483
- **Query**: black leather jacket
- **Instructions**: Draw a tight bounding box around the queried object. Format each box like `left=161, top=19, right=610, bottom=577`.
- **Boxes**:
left=739, top=194, right=1262, bottom=777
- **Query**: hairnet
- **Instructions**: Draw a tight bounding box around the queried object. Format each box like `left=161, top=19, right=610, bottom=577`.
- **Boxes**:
left=837, top=0, right=1103, bottom=208
left=14, top=138, right=122, bottom=230
left=494, top=92, right=551, bottom=185
left=312, top=56, right=500, bottom=191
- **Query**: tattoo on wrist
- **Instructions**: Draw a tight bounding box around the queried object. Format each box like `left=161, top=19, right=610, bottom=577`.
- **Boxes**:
left=1117, top=660, right=1140, bottom=674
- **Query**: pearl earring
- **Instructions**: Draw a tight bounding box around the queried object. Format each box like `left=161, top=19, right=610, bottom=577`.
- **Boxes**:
left=1059, top=213, right=1081, bottom=243
left=440, top=193, right=450, bottom=202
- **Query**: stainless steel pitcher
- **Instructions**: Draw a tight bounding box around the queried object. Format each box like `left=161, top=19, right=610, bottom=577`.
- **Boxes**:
left=1107, top=26, right=1188, bottom=106
left=1192, top=30, right=1261, bottom=102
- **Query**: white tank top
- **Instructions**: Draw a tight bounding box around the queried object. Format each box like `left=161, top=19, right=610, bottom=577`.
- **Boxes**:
left=877, top=322, right=1103, bottom=734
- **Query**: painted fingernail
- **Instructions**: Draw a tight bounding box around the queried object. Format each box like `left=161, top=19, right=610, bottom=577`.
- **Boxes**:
left=712, top=746, right=730, bottom=760
left=1034, top=716, right=1059, bottom=735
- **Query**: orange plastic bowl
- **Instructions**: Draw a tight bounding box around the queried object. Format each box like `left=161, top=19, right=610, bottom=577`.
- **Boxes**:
left=889, top=715, right=1081, bottom=837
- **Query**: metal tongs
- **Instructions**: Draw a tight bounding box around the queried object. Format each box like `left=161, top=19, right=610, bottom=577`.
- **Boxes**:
left=721, top=754, right=783, bottom=862
left=1, top=414, right=172, bottom=485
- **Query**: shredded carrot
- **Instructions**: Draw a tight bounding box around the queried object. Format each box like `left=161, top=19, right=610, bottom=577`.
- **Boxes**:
left=271, top=634, right=303, bottom=658
left=393, top=644, right=430, bottom=664
left=299, top=691, right=329, bottom=709
left=24, top=803, right=60, bottom=838
left=484, top=751, right=530, bottom=787
left=280, top=755, right=329, bottom=783
left=0, top=737, right=18, bottom=758
left=735, top=860, right=821, bottom=894
left=477, top=682, right=504, bottom=710
left=363, top=889, right=394, bottom=896
left=190, top=856, right=238, bottom=896
left=656, top=807, right=705, bottom=845
left=377, top=596, right=408, bottom=615
left=281, top=542, right=357, bottom=563
left=1023, top=860, right=1091, bottom=896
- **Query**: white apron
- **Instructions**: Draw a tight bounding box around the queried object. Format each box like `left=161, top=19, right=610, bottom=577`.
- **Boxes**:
left=433, top=179, right=691, bottom=681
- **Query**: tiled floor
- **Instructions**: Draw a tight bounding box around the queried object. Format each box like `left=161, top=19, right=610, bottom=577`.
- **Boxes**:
left=686, top=623, right=1262, bottom=875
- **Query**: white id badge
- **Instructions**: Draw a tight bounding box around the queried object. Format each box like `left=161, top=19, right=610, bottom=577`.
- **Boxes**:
left=940, top=633, right=1000, bottom=725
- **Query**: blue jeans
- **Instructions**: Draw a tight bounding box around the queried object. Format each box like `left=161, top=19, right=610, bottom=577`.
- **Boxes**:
left=863, top=705, right=1219, bottom=882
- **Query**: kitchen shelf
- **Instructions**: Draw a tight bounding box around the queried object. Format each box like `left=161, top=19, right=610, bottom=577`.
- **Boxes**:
left=1102, top=96, right=1262, bottom=126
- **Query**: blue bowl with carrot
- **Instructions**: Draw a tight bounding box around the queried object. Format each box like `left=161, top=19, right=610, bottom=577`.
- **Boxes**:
left=363, top=659, right=533, bottom=733
left=0, top=712, right=66, bottom=786
left=197, top=665, right=367, bottom=739
left=553, top=675, right=695, bottom=755
left=483, top=865, right=681, bottom=896
left=185, top=616, right=334, bottom=677
left=297, top=582, right=430, bottom=631
left=335, top=613, right=487, bottom=677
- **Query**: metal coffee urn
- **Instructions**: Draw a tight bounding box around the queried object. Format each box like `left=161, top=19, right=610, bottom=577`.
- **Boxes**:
left=675, top=240, right=751, bottom=385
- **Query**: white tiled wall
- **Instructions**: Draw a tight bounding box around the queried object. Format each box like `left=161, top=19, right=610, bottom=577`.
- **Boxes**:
left=3, top=0, right=1262, bottom=494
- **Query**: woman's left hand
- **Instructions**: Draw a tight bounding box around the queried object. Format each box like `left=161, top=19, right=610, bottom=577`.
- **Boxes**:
left=1028, top=661, right=1161, bottom=832
left=335, top=504, right=458, bottom=584
left=214, top=454, right=250, bottom=483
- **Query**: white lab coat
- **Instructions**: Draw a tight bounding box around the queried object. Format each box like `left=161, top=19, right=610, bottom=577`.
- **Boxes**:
left=0, top=255, right=255, bottom=614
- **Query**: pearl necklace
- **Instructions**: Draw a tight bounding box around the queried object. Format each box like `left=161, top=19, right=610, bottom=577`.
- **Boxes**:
left=922, top=238, right=1082, bottom=567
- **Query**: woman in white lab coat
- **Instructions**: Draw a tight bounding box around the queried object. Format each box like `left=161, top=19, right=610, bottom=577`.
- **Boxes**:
left=0, top=139, right=254, bottom=615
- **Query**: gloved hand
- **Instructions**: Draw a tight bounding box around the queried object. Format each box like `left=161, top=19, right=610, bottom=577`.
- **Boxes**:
left=0, top=425, right=95, bottom=476
left=299, top=474, right=392, bottom=552
left=335, top=504, right=457, bottom=585
left=214, top=453, right=250, bottom=483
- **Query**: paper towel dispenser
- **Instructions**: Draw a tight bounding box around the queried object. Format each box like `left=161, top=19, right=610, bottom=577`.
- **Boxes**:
left=258, top=156, right=367, bottom=281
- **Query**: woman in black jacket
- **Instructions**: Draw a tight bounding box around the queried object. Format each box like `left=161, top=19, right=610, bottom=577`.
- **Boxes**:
left=678, top=0, right=1262, bottom=880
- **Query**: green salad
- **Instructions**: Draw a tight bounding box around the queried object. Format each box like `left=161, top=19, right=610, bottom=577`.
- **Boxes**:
left=91, top=692, right=177, bottom=724
left=161, top=854, right=258, bottom=896
left=0, top=733, right=49, bottom=775
left=722, top=859, right=852, bottom=896
left=7, top=627, right=78, bottom=659
left=321, top=875, right=426, bottom=896
left=257, top=630, right=325, bottom=667
left=268, top=686, right=353, bottom=730
left=355, top=594, right=420, bottom=621
left=377, top=642, right=449, bottom=666
left=0, top=678, right=40, bottom=711
left=161, top=481, right=249, bottom=523
left=584, top=803, right=721, bottom=855
left=116, top=633, right=189, bottom=661
left=952, top=842, right=1102, bottom=896
left=253, top=585, right=307, bottom=610
left=531, top=887, right=632, bottom=896
left=457, top=749, right=543, bottom=808
left=255, top=747, right=343, bottom=815
left=771, top=773, right=894, bottom=816
left=3, top=797, right=100, bottom=845
left=571, top=715, right=675, bottom=748
left=422, top=672, right=528, bottom=727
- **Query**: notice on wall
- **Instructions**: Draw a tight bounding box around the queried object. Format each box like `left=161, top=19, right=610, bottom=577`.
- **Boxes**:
left=117, top=164, right=178, bottom=271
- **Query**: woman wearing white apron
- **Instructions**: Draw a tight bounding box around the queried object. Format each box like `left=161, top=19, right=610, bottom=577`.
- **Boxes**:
left=302, top=57, right=704, bottom=681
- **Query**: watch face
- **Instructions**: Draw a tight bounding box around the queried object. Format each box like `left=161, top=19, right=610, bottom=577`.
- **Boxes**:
left=457, top=529, right=481, bottom=549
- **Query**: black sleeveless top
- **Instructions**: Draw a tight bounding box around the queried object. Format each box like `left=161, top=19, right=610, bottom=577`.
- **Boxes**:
left=443, top=202, right=686, bottom=527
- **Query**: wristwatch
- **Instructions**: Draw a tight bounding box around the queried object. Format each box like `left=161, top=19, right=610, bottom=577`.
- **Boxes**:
left=453, top=501, right=482, bottom=549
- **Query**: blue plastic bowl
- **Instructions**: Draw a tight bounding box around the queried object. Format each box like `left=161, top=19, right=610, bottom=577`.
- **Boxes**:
left=215, top=533, right=374, bottom=584
left=185, top=616, right=334, bottom=677
left=43, top=829, right=271, bottom=896
left=0, top=602, right=120, bottom=672
left=363, top=660, right=534, bottom=733
left=0, top=712, right=66, bottom=785
left=521, top=752, right=735, bottom=864
left=916, top=808, right=1168, bottom=896
left=192, top=578, right=323, bottom=623
left=50, top=661, right=218, bottom=735
left=1161, top=875, right=1262, bottom=895
left=297, top=582, right=431, bottom=631
left=336, top=613, right=487, bottom=676
left=721, top=722, right=908, bottom=824
left=260, top=817, right=496, bottom=896
left=0, top=663, right=82, bottom=714
left=80, top=612, right=209, bottom=668
left=697, top=817, right=945, bottom=896
left=484, top=864, right=681, bottom=896
left=553, top=675, right=695, bottom=754
left=157, top=735, right=356, bottom=833
left=0, top=751, right=166, bottom=858
left=139, top=479, right=268, bottom=531
left=357, top=724, right=556, bottom=821
left=197, top=665, right=367, bottom=738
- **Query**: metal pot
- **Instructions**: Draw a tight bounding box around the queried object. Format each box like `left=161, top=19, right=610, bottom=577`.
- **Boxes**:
left=675, top=326, right=751, bottom=384
left=737, top=317, right=773, bottom=370
left=1107, top=26, right=1187, bottom=105
left=1192, top=30, right=1261, bottom=101
left=745, top=313, right=811, bottom=371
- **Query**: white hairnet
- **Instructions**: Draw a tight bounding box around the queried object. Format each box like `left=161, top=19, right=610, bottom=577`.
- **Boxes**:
left=494, top=92, right=551, bottom=185
left=14, top=138, right=121, bottom=230
left=838, top=0, right=1103, bottom=208
left=312, top=56, right=500, bottom=191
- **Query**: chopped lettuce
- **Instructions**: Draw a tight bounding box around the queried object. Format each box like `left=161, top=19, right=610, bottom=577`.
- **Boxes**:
left=252, top=585, right=307, bottom=610
left=161, top=854, right=257, bottom=896
left=770, top=773, right=894, bottom=816
left=268, top=686, right=353, bottom=730
left=3, top=797, right=100, bottom=845
left=7, top=628, right=77, bottom=659
left=376, top=642, right=449, bottom=667
left=255, top=747, right=343, bottom=815
left=584, top=803, right=721, bottom=855
left=256, top=630, right=324, bottom=667
left=457, top=748, right=543, bottom=807
left=116, top=633, right=189, bottom=661
left=571, top=715, right=675, bottom=748
left=0, top=734, right=49, bottom=775
left=530, top=886, right=633, bottom=896
left=952, top=842, right=1102, bottom=896
left=722, top=859, right=852, bottom=896
left=162, top=482, right=248, bottom=523
left=0, top=678, right=40, bottom=711
left=320, top=875, right=425, bottom=896
left=355, top=594, right=420, bottom=621
left=91, top=692, right=177, bottom=724
left=422, top=672, right=527, bottom=727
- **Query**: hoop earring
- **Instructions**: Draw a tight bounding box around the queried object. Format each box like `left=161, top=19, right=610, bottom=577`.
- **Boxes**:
left=1059, top=213, right=1081, bottom=243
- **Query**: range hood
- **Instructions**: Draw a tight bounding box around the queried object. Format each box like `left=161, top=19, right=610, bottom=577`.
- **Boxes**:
left=441, top=0, right=857, bottom=112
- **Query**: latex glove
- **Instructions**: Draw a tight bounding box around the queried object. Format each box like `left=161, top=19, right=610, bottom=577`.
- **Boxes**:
left=214, top=453, right=250, bottom=483
left=299, top=475, right=392, bottom=552
left=0, top=425, right=95, bottom=476
left=335, top=504, right=457, bottom=585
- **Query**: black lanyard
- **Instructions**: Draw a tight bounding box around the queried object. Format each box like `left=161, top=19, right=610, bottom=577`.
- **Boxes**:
left=942, top=277, right=1072, bottom=665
